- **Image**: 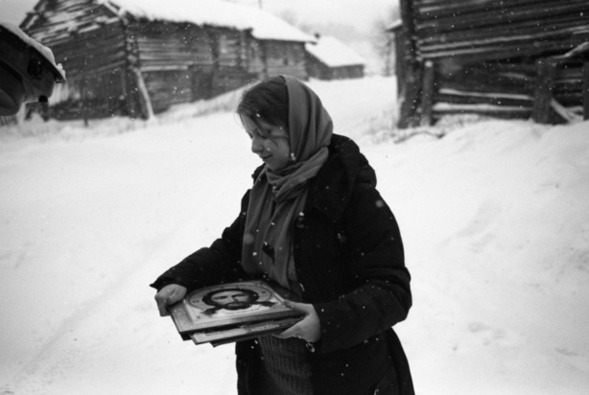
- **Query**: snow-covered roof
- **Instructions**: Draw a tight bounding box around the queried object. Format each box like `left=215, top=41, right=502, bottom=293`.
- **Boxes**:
left=2, top=22, right=55, bottom=65
left=305, top=35, right=365, bottom=67
left=0, top=22, right=65, bottom=80
left=102, top=0, right=314, bottom=42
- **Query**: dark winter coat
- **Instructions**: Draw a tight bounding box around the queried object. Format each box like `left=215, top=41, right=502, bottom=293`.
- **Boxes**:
left=151, top=134, right=414, bottom=395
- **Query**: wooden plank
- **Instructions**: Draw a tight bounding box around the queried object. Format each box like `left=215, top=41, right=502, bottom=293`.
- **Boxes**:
left=418, top=22, right=589, bottom=60
left=398, top=63, right=423, bottom=128
left=436, top=90, right=533, bottom=107
left=419, top=35, right=589, bottom=62
left=439, top=68, right=533, bottom=95
left=432, top=104, right=532, bottom=120
left=24, top=1, right=118, bottom=46
left=414, top=0, right=578, bottom=18
left=584, top=62, right=589, bottom=120
left=420, top=60, right=435, bottom=126
left=415, top=1, right=589, bottom=33
left=396, top=0, right=422, bottom=128
left=532, top=59, right=557, bottom=123
left=413, top=0, right=586, bottom=21
left=418, top=15, right=588, bottom=48
left=132, top=22, right=216, bottom=72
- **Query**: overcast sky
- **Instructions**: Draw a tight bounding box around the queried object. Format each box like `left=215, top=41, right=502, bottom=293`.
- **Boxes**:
left=1, top=0, right=398, bottom=33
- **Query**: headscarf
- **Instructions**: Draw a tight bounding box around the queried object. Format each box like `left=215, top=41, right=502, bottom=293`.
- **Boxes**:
left=240, top=76, right=333, bottom=289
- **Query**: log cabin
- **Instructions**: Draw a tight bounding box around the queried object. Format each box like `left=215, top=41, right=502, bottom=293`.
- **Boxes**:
left=19, top=0, right=314, bottom=120
left=392, top=0, right=589, bottom=128
left=305, top=35, right=365, bottom=80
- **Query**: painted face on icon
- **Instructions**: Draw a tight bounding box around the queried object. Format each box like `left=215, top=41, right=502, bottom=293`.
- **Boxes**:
left=206, top=289, right=258, bottom=310
left=240, top=114, right=291, bottom=172
left=210, top=290, right=252, bottom=307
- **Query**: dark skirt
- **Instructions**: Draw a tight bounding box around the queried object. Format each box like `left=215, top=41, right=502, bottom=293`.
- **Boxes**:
left=257, top=335, right=313, bottom=395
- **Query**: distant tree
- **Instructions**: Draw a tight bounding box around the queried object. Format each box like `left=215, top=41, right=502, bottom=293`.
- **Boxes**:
left=371, top=6, right=400, bottom=76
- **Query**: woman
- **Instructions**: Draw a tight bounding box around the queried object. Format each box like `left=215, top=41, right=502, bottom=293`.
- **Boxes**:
left=152, top=75, right=414, bottom=395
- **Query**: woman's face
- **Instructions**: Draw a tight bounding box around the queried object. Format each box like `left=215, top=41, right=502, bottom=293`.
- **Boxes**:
left=240, top=114, right=291, bottom=172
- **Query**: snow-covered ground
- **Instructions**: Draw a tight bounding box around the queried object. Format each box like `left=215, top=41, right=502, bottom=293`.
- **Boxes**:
left=1, top=76, right=588, bottom=394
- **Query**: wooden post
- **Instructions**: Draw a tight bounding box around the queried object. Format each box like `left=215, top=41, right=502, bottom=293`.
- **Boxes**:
left=397, top=63, right=423, bottom=128
left=81, top=74, right=89, bottom=126
left=420, top=60, right=435, bottom=126
left=132, top=68, right=154, bottom=120
left=532, top=58, right=556, bottom=124
left=583, top=62, right=589, bottom=120
left=122, top=21, right=142, bottom=118
left=396, top=0, right=422, bottom=129
left=393, top=28, right=405, bottom=92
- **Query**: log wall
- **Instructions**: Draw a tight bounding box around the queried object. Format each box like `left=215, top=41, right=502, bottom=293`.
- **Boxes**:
left=395, top=0, right=589, bottom=127
left=264, top=41, right=308, bottom=80
left=306, top=55, right=364, bottom=80
left=22, top=0, right=137, bottom=119
left=21, top=0, right=310, bottom=121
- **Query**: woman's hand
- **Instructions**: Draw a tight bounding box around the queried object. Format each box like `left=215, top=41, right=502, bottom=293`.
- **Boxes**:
left=275, top=301, right=321, bottom=343
left=154, top=284, right=187, bottom=316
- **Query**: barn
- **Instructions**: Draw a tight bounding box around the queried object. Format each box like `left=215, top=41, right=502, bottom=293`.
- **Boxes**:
left=392, top=0, right=589, bottom=128
left=19, top=0, right=314, bottom=120
left=305, top=35, right=365, bottom=80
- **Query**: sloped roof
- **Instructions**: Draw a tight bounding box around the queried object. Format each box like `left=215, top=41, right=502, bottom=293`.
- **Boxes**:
left=102, top=0, right=314, bottom=42
left=1, top=22, right=56, bottom=68
left=0, top=22, right=66, bottom=80
left=305, top=35, right=365, bottom=67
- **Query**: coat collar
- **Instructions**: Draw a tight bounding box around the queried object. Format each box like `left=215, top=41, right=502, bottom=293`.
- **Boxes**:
left=307, top=134, right=376, bottom=223
left=250, top=134, right=376, bottom=223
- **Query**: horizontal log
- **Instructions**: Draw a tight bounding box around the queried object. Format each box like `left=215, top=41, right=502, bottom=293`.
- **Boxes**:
left=432, top=103, right=532, bottom=118
left=419, top=35, right=589, bottom=62
left=418, top=19, right=588, bottom=52
left=414, top=0, right=587, bottom=25
left=435, top=93, right=532, bottom=107
left=553, top=93, right=584, bottom=105
left=26, top=3, right=120, bottom=45
left=417, top=6, right=588, bottom=35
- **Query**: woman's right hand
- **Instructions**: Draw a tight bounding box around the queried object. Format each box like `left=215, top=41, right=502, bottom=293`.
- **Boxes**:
left=154, top=284, right=187, bottom=316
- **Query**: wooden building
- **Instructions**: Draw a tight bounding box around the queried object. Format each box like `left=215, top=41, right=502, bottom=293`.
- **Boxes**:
left=305, top=35, right=365, bottom=80
left=392, top=0, right=589, bottom=128
left=20, top=0, right=313, bottom=120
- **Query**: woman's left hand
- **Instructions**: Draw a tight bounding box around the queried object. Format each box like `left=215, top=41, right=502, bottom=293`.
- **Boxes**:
left=275, top=301, right=321, bottom=343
